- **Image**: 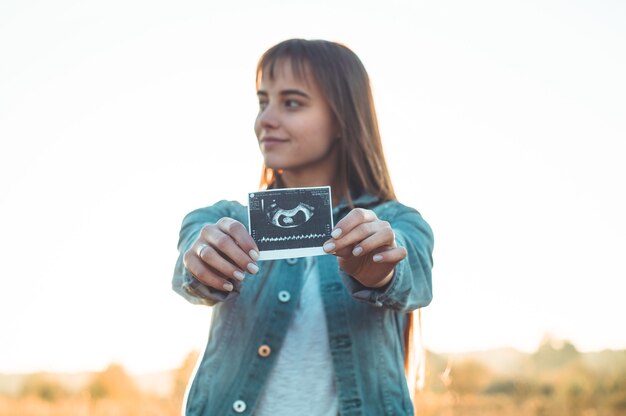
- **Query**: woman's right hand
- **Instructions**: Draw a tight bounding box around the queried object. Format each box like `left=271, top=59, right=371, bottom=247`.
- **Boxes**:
left=183, top=217, right=260, bottom=292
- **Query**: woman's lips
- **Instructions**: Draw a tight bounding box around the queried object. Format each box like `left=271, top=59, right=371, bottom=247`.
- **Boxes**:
left=261, top=137, right=289, bottom=148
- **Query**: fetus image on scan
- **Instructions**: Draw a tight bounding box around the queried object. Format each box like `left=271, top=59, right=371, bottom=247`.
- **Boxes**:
left=264, top=199, right=315, bottom=228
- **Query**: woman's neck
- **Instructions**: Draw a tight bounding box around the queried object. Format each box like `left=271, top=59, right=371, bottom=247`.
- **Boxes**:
left=280, top=170, right=333, bottom=188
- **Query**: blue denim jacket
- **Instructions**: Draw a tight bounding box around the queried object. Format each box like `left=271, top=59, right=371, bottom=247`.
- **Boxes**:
left=172, top=194, right=434, bottom=415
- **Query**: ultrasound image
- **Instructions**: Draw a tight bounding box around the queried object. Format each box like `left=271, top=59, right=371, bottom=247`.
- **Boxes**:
left=248, top=187, right=332, bottom=253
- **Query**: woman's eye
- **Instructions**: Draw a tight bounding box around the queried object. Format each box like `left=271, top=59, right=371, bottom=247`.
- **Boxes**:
left=258, top=100, right=268, bottom=110
left=285, top=99, right=301, bottom=109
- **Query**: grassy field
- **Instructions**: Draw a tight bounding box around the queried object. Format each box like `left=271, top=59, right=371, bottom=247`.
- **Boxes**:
left=2, top=390, right=624, bottom=416
left=2, top=339, right=625, bottom=415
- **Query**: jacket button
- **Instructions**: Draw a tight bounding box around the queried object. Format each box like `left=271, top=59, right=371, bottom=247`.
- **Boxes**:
left=233, top=400, right=246, bottom=413
left=278, top=290, right=291, bottom=303
left=258, top=344, right=271, bottom=358
left=286, top=257, right=298, bottom=265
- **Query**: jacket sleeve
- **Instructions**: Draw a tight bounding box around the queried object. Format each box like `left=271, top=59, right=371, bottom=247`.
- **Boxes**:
left=340, top=203, right=434, bottom=312
left=172, top=200, right=243, bottom=306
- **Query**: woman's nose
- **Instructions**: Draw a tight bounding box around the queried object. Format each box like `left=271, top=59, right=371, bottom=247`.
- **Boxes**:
left=257, top=105, right=279, bottom=130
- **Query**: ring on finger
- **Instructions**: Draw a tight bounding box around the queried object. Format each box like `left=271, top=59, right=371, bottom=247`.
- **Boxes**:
left=196, top=244, right=209, bottom=259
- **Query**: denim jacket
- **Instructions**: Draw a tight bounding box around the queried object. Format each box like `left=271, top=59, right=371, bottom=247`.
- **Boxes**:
left=172, top=194, right=434, bottom=415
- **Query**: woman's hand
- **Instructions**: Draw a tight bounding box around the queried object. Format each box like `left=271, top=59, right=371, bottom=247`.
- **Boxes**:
left=183, top=218, right=260, bottom=292
left=323, top=208, right=407, bottom=288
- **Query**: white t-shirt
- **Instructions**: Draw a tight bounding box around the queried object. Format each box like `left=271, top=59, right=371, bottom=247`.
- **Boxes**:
left=255, top=258, right=339, bottom=415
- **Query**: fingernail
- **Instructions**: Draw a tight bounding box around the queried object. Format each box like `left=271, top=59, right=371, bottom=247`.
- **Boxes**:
left=233, top=270, right=245, bottom=281
left=247, top=263, right=259, bottom=274
left=352, top=246, right=363, bottom=256
left=373, top=254, right=383, bottom=262
left=323, top=242, right=336, bottom=252
left=331, top=228, right=342, bottom=239
left=249, top=250, right=260, bottom=261
left=223, top=282, right=234, bottom=291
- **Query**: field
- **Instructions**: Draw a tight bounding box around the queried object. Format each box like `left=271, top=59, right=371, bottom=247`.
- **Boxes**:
left=2, top=338, right=626, bottom=415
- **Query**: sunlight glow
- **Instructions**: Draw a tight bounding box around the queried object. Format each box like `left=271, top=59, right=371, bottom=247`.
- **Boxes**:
left=1, top=0, right=625, bottom=374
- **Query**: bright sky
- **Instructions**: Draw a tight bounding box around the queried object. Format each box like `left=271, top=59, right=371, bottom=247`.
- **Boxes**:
left=1, top=0, right=625, bottom=374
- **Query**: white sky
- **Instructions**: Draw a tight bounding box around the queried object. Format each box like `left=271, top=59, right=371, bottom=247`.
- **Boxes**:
left=1, top=0, right=625, bottom=374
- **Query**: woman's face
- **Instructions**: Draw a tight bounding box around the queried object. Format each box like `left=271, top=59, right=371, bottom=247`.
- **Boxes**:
left=255, top=61, right=339, bottom=184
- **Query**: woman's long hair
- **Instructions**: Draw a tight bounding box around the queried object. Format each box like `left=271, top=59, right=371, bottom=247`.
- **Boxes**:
left=256, top=39, right=422, bottom=396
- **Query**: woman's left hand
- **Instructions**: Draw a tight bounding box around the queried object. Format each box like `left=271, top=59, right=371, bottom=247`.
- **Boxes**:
left=323, top=208, right=407, bottom=288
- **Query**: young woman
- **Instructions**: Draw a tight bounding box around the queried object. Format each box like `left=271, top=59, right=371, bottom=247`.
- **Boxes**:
left=172, top=39, right=434, bottom=415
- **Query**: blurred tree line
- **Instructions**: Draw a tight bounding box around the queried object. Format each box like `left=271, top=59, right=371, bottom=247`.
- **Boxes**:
left=2, top=351, right=199, bottom=416
left=4, top=339, right=626, bottom=415
left=421, top=335, right=626, bottom=415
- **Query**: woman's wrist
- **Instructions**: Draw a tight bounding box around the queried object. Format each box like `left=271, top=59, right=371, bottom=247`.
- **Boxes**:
left=365, top=269, right=394, bottom=289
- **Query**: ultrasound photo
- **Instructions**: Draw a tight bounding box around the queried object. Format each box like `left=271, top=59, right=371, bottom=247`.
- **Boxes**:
left=247, top=186, right=333, bottom=260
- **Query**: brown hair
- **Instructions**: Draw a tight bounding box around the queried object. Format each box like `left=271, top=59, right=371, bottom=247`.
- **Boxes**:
left=256, top=38, right=396, bottom=206
left=256, top=39, right=417, bottom=386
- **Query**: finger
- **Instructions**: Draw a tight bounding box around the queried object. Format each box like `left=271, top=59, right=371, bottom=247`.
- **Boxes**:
left=183, top=253, right=236, bottom=292
left=324, top=221, right=379, bottom=253
left=198, top=244, right=246, bottom=281
left=324, top=219, right=392, bottom=254
left=216, top=218, right=260, bottom=260
left=202, top=226, right=259, bottom=275
left=330, top=208, right=377, bottom=240
left=332, top=246, right=354, bottom=258
left=349, top=226, right=395, bottom=256
left=371, top=246, right=408, bottom=264
left=331, top=226, right=393, bottom=258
